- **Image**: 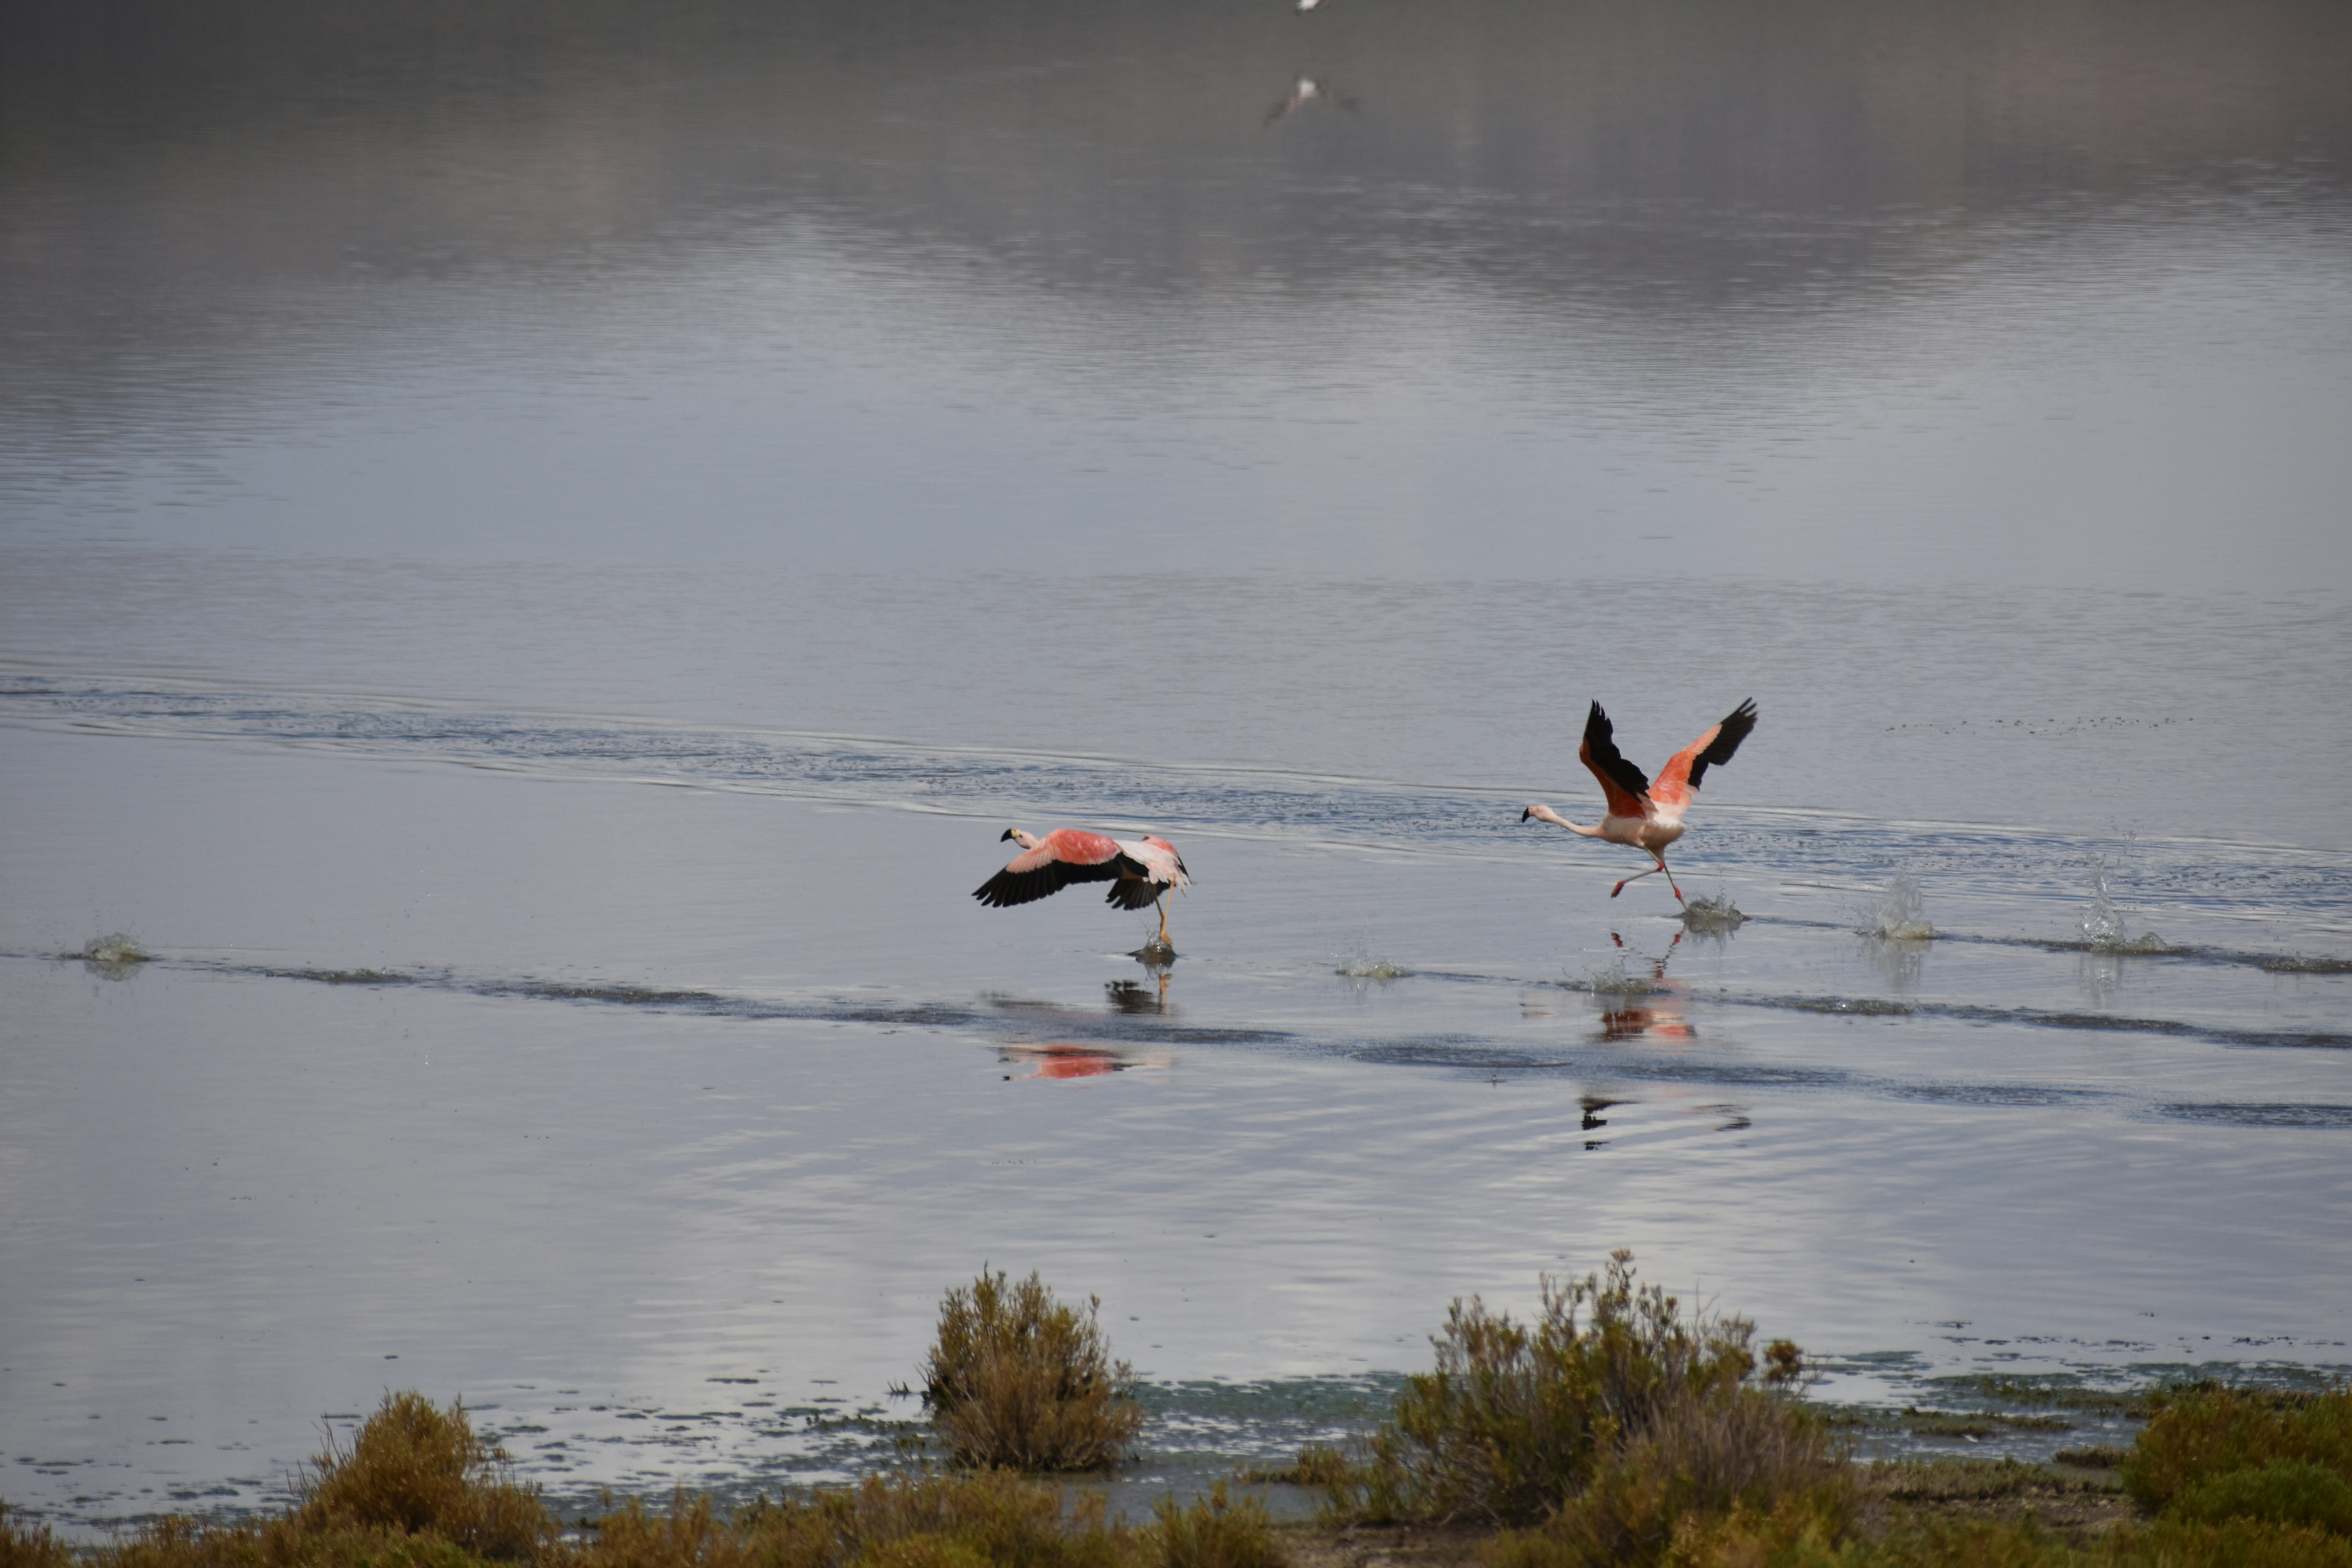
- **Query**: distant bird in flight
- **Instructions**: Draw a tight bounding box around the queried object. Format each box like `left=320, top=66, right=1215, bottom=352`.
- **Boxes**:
left=1295, top=0, right=1325, bottom=11
left=1264, top=76, right=1357, bottom=125
left=975, top=828, right=1191, bottom=951
left=1523, top=700, right=1758, bottom=900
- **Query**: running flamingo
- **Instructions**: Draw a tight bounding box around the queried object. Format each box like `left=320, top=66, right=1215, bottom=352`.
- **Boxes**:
left=973, top=829, right=1191, bottom=950
left=1523, top=700, right=1757, bottom=900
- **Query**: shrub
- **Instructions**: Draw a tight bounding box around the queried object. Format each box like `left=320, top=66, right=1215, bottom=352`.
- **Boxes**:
left=1486, top=1396, right=1856, bottom=1568
left=921, top=1271, right=1143, bottom=1472
left=0, top=1505, right=75, bottom=1568
left=2102, top=1516, right=2352, bottom=1568
left=296, top=1392, right=553, bottom=1561
left=598, top=1470, right=1132, bottom=1568
left=2170, top=1462, right=2352, bottom=1537
left=1324, top=1250, right=1791, bottom=1528
left=2123, top=1387, right=2352, bottom=1516
left=1142, top=1482, right=1286, bottom=1568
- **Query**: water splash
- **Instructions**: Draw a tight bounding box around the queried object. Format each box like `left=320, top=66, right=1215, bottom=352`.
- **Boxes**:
left=1581, top=958, right=1666, bottom=999
left=1334, top=946, right=1410, bottom=982
left=2079, top=854, right=2168, bottom=953
left=1681, top=895, right=1747, bottom=935
left=77, top=931, right=152, bottom=978
left=1857, top=876, right=1935, bottom=941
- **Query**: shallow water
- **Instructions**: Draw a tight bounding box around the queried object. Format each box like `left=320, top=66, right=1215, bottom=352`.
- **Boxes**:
left=5, top=0, right=2352, bottom=1534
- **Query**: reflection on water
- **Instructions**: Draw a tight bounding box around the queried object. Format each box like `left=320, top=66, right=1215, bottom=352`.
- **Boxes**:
left=1594, top=931, right=1693, bottom=1043
left=999, top=1044, right=1169, bottom=1080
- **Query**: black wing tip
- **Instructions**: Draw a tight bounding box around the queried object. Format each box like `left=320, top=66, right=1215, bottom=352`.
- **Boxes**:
left=1688, top=699, right=1759, bottom=790
left=1105, top=880, right=1161, bottom=911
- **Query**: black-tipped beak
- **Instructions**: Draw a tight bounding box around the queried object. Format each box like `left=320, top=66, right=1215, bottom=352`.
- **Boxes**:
left=1000, top=828, right=1018, bottom=841
left=1520, top=807, right=1534, bottom=822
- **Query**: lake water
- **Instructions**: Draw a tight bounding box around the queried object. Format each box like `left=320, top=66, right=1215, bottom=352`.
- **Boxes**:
left=4, top=0, right=2351, bottom=1534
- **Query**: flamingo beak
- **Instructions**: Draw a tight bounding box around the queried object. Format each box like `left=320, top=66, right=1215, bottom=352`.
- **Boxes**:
left=1520, top=807, right=1534, bottom=822
left=1000, top=828, right=1018, bottom=841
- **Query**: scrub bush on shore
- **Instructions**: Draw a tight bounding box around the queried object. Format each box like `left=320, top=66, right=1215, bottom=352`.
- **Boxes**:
left=0, top=1395, right=1270, bottom=1568
left=1299, top=1249, right=1852, bottom=1563
left=11, top=1267, right=2352, bottom=1568
left=921, top=1270, right=1143, bottom=1473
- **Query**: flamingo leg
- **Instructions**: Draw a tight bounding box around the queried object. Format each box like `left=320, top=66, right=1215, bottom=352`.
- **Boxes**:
left=1610, top=857, right=1677, bottom=899
left=1154, top=892, right=1171, bottom=949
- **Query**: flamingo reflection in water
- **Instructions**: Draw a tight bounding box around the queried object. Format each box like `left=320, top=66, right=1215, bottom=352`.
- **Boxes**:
left=1595, top=930, right=1692, bottom=1042
left=999, top=1044, right=1171, bottom=1080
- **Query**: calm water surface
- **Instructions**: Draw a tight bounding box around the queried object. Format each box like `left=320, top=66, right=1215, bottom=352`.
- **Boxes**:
left=4, top=0, right=2351, bottom=1532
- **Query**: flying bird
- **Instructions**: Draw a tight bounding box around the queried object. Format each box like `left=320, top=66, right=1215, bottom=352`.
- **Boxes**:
left=1264, top=75, right=1359, bottom=125
left=974, top=828, right=1191, bottom=950
left=1523, top=699, right=1758, bottom=900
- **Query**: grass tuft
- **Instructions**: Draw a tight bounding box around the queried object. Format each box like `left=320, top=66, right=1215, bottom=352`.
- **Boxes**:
left=921, top=1270, right=1143, bottom=1473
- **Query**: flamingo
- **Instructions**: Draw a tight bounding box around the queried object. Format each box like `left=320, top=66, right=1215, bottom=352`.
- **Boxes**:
left=973, top=828, right=1191, bottom=950
left=1523, top=699, right=1757, bottom=901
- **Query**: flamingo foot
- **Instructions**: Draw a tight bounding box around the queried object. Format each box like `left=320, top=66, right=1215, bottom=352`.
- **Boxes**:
left=1610, top=881, right=1627, bottom=898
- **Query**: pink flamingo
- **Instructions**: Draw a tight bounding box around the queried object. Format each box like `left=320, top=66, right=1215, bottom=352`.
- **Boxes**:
left=1523, top=700, right=1757, bottom=901
left=974, top=829, right=1191, bottom=950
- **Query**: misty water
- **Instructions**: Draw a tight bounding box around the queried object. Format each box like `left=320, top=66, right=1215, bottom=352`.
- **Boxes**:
left=5, top=0, right=2352, bottom=1534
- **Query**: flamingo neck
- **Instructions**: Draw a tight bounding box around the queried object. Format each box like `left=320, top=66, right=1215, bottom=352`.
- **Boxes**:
left=1529, top=804, right=1602, bottom=838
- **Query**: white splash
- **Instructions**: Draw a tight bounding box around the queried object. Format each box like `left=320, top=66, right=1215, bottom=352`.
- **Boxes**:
left=1857, top=875, right=1934, bottom=941
left=1334, top=945, right=1410, bottom=982
left=1583, top=957, right=1665, bottom=998
left=1680, top=894, right=1747, bottom=935
left=79, top=931, right=152, bottom=965
left=2079, top=854, right=2167, bottom=953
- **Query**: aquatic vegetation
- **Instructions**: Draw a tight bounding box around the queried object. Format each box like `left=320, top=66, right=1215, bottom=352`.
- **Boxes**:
left=2263, top=955, right=2352, bottom=975
left=1679, top=896, right=1746, bottom=935
left=1302, top=1250, right=1833, bottom=1539
left=1857, top=877, right=1933, bottom=942
left=920, top=1270, right=1143, bottom=1472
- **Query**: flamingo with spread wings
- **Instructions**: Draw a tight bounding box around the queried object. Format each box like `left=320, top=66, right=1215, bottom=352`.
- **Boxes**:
left=1523, top=700, right=1758, bottom=900
left=973, top=828, right=1191, bottom=950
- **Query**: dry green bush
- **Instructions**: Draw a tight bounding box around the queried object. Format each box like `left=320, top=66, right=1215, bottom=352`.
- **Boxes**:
left=1, top=1505, right=76, bottom=1568
left=1486, top=1395, right=1856, bottom=1568
left=921, top=1270, right=1142, bottom=1472
left=1312, top=1250, right=1813, bottom=1531
left=2123, top=1385, right=2352, bottom=1516
left=1140, top=1483, right=1285, bottom=1568
left=594, top=1471, right=1131, bottom=1568
left=2167, top=1461, right=2352, bottom=1537
left=294, top=1393, right=552, bottom=1561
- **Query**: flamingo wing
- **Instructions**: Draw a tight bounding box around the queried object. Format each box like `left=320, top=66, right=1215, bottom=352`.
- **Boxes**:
left=1578, top=701, right=1653, bottom=819
left=973, top=829, right=1147, bottom=908
left=1102, top=835, right=1189, bottom=909
left=1650, top=699, right=1759, bottom=808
